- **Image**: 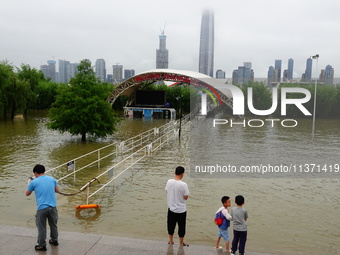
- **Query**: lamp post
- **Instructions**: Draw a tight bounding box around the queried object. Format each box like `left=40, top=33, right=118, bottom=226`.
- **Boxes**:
left=176, top=95, right=183, bottom=141
left=311, top=54, right=319, bottom=136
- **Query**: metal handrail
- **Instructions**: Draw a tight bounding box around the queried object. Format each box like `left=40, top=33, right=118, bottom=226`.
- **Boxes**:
left=44, top=120, right=178, bottom=180
left=44, top=115, right=191, bottom=204
left=88, top=119, right=190, bottom=199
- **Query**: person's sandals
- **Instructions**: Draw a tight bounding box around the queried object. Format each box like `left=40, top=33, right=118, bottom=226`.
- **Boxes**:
left=181, top=243, right=189, bottom=247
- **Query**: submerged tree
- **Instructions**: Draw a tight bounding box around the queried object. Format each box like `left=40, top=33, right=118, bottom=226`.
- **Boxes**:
left=0, top=61, right=31, bottom=118
left=47, top=59, right=119, bottom=141
left=17, top=64, right=47, bottom=114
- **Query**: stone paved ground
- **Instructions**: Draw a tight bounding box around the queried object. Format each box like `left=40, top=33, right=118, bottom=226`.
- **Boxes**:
left=0, top=224, right=274, bottom=255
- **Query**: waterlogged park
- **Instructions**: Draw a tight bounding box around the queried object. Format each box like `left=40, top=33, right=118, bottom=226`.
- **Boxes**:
left=0, top=60, right=340, bottom=254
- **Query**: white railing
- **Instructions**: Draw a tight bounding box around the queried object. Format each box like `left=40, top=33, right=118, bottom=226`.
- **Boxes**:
left=48, top=115, right=190, bottom=204
left=46, top=119, right=179, bottom=181
left=86, top=127, right=181, bottom=202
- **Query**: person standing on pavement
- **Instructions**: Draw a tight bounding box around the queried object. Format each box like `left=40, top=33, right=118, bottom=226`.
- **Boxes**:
left=230, top=195, right=248, bottom=255
left=26, top=164, right=60, bottom=251
left=165, top=166, right=189, bottom=247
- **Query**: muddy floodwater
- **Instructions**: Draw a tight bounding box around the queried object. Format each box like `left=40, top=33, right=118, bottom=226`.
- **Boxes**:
left=0, top=111, right=339, bottom=255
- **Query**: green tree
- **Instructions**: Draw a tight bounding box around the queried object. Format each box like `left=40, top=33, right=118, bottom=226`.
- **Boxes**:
left=277, top=83, right=340, bottom=119
left=0, top=61, right=15, bottom=116
left=241, top=81, right=273, bottom=116
left=17, top=64, right=46, bottom=113
left=335, top=86, right=340, bottom=118
left=134, top=83, right=192, bottom=114
left=154, top=84, right=192, bottom=113
left=35, top=80, right=58, bottom=109
left=8, top=78, right=30, bottom=119
left=313, top=85, right=336, bottom=118
left=0, top=61, right=31, bottom=118
left=47, top=59, right=119, bottom=141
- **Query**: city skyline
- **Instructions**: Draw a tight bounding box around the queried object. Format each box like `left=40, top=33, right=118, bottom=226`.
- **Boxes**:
left=41, top=55, right=335, bottom=83
left=1, top=0, right=339, bottom=78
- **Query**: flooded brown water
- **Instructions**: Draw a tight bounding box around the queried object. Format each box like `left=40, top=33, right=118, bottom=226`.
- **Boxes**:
left=0, top=111, right=339, bottom=254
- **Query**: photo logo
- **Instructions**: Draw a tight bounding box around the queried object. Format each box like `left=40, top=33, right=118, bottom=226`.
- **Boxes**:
left=201, top=85, right=312, bottom=116
left=199, top=85, right=312, bottom=128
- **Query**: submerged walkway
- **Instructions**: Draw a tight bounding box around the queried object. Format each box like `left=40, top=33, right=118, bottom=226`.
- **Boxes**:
left=0, top=224, right=273, bottom=255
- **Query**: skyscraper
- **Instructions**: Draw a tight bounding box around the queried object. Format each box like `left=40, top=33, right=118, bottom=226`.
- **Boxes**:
left=107, top=74, right=113, bottom=84
left=156, top=30, right=169, bottom=69
left=287, top=58, right=294, bottom=81
left=59, top=60, right=70, bottom=83
left=232, top=70, right=238, bottom=85
left=40, top=60, right=56, bottom=82
left=283, top=69, right=288, bottom=82
left=69, top=63, right=78, bottom=80
left=112, top=64, right=123, bottom=84
left=243, top=62, right=253, bottom=83
left=233, top=62, right=254, bottom=86
left=267, top=66, right=275, bottom=87
left=199, top=9, right=214, bottom=77
left=95, top=59, right=106, bottom=82
left=305, top=58, right=313, bottom=82
left=216, top=69, right=225, bottom=79
left=324, top=65, right=334, bottom=85
left=124, top=69, right=135, bottom=80
left=274, top=60, right=282, bottom=82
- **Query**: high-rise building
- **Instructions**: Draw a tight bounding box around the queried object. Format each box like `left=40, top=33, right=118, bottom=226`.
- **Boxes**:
left=232, top=62, right=254, bottom=86
left=274, top=60, right=282, bottom=82
left=47, top=60, right=56, bottom=82
left=267, top=66, right=275, bottom=87
left=243, top=62, right=253, bottom=83
left=216, top=69, right=225, bottom=79
left=112, top=64, right=123, bottom=84
left=156, top=31, right=169, bottom=69
left=305, top=58, right=313, bottom=82
left=232, top=70, right=238, bottom=85
left=323, top=65, right=334, bottom=85
left=95, top=59, right=106, bottom=82
left=287, top=58, right=294, bottom=81
left=40, top=60, right=56, bottom=82
left=106, top=74, right=113, bottom=84
left=283, top=69, right=288, bottom=82
left=59, top=60, right=70, bottom=83
left=199, top=9, right=214, bottom=77
left=124, top=69, right=135, bottom=80
left=69, top=63, right=78, bottom=80
left=40, top=65, right=49, bottom=78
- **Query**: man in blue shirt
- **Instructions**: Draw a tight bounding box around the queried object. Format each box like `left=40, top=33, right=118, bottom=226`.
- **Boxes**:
left=26, top=164, right=60, bottom=251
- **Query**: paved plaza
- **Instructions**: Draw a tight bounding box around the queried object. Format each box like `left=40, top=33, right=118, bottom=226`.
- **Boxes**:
left=0, top=224, right=273, bottom=255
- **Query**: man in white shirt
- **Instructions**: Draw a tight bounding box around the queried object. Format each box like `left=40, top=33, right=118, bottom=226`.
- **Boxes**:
left=165, top=166, right=189, bottom=246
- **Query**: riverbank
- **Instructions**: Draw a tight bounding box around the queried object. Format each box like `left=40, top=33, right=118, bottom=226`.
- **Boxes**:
left=0, top=224, right=272, bottom=255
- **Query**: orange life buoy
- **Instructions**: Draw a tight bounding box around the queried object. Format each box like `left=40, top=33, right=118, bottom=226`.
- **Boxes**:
left=75, top=204, right=101, bottom=209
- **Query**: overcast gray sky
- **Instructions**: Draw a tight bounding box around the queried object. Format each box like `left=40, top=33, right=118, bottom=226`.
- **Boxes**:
left=1, top=0, right=339, bottom=78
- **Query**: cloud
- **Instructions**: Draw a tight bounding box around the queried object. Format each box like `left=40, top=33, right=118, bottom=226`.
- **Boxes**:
left=0, top=0, right=339, bottom=79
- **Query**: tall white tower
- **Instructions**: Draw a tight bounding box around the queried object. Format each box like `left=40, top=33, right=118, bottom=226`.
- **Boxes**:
left=156, top=28, right=169, bottom=69
left=199, top=9, right=214, bottom=77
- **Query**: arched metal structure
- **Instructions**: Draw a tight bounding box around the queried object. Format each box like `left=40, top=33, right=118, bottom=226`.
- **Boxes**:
left=107, top=69, right=234, bottom=111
